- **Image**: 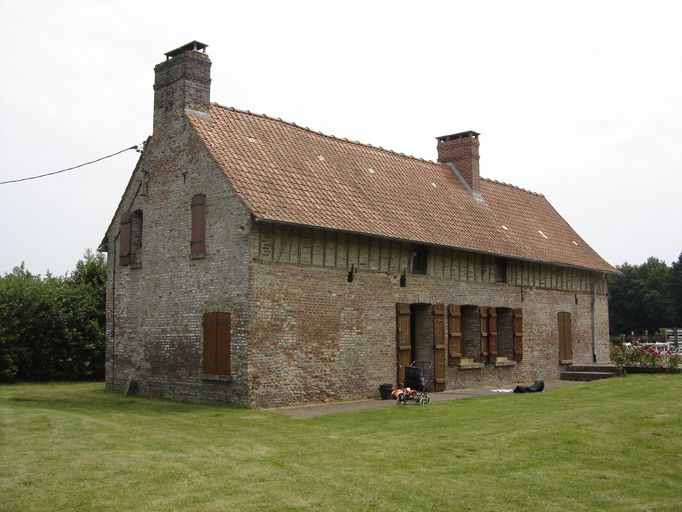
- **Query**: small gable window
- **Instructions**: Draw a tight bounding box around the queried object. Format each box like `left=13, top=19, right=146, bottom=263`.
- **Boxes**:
left=191, top=194, right=207, bottom=258
left=411, top=245, right=428, bottom=275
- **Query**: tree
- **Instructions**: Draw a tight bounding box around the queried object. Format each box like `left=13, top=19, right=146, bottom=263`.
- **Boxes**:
left=609, top=255, right=679, bottom=335
left=670, top=253, right=682, bottom=327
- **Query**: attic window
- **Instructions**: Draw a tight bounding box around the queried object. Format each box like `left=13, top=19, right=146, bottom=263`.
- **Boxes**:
left=368, top=167, right=375, bottom=174
left=246, top=137, right=256, bottom=143
left=572, top=240, right=579, bottom=246
left=411, top=245, right=428, bottom=275
left=538, top=230, right=548, bottom=239
left=496, top=258, right=508, bottom=283
left=318, top=155, right=325, bottom=161
left=502, top=225, right=509, bottom=231
left=431, top=182, right=438, bottom=188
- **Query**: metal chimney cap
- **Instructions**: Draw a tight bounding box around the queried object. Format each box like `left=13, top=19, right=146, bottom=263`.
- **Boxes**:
left=165, top=41, right=208, bottom=60
left=436, top=130, right=480, bottom=142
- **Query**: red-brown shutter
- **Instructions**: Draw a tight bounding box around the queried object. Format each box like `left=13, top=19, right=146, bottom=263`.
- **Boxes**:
left=447, top=304, right=462, bottom=366
left=432, top=304, right=446, bottom=391
left=202, top=312, right=217, bottom=374
left=513, top=308, right=524, bottom=362
left=480, top=306, right=490, bottom=364
left=214, top=312, right=231, bottom=375
left=202, top=312, right=231, bottom=376
left=191, top=194, right=206, bottom=256
left=489, top=307, right=498, bottom=364
left=119, top=212, right=132, bottom=266
left=558, top=312, right=573, bottom=361
left=396, top=303, right=411, bottom=384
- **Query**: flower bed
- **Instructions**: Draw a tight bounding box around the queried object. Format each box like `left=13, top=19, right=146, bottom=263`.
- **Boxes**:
left=612, top=344, right=681, bottom=375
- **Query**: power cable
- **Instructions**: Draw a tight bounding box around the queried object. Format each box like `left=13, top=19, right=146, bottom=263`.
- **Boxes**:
left=0, top=144, right=143, bottom=186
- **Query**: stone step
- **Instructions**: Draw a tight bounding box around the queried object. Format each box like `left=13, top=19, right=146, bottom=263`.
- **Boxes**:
left=567, top=364, right=617, bottom=374
left=560, top=371, right=615, bottom=382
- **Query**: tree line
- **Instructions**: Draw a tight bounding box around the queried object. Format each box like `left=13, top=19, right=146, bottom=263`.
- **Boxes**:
left=0, top=250, right=106, bottom=382
left=608, top=253, right=682, bottom=335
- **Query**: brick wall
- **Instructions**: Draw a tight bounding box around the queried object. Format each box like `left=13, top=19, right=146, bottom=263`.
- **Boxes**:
left=247, top=252, right=610, bottom=407
left=104, top=109, right=252, bottom=405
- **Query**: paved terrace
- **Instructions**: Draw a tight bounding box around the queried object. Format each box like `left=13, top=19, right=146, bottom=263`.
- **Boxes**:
left=268, top=379, right=586, bottom=417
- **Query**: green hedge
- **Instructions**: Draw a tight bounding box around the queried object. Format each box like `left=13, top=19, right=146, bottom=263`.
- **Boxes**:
left=0, top=250, right=105, bottom=382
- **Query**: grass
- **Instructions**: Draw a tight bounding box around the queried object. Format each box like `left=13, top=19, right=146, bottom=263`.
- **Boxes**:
left=1, top=377, right=682, bottom=511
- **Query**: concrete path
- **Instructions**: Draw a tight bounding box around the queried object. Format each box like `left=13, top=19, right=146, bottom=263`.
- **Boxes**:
left=268, top=379, right=586, bottom=417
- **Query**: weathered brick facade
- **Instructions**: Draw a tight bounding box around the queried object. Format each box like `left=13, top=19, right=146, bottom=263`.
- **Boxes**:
left=101, top=43, right=613, bottom=408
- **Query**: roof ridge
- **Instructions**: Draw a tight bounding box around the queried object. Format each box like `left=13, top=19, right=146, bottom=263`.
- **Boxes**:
left=482, top=177, right=544, bottom=197
left=210, top=102, right=438, bottom=166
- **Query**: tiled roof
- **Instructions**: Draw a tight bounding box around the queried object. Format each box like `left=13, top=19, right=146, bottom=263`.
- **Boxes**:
left=188, top=104, right=616, bottom=273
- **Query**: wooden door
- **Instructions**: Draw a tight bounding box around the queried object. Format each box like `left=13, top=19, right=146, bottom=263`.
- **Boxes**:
left=558, top=312, right=573, bottom=362
left=396, top=303, right=411, bottom=385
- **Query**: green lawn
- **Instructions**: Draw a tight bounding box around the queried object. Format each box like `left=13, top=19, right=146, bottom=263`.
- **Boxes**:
left=1, top=377, right=681, bottom=512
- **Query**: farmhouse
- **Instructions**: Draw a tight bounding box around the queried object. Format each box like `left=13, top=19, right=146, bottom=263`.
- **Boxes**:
left=100, top=42, right=616, bottom=407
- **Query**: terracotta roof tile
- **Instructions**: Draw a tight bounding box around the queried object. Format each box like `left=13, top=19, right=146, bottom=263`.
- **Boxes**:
left=188, top=104, right=615, bottom=273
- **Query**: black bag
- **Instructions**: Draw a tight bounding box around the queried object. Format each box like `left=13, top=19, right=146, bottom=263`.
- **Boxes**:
left=513, top=380, right=544, bottom=393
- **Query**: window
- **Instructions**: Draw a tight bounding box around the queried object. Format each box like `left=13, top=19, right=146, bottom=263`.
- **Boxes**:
left=461, top=305, right=481, bottom=362
left=119, top=213, right=131, bottom=266
left=131, top=210, right=143, bottom=267
left=202, top=312, right=230, bottom=376
left=496, top=308, right=514, bottom=359
left=411, top=244, right=428, bottom=275
left=119, top=210, right=143, bottom=267
left=496, top=258, right=508, bottom=283
left=191, top=194, right=206, bottom=257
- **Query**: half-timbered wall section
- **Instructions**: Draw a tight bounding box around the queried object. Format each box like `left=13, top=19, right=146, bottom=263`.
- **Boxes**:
left=253, top=222, right=608, bottom=294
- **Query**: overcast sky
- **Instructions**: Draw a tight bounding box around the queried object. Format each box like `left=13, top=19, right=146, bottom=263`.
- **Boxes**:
left=1, top=0, right=680, bottom=276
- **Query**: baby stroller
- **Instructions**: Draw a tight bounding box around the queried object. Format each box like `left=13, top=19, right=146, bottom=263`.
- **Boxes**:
left=392, top=361, right=432, bottom=405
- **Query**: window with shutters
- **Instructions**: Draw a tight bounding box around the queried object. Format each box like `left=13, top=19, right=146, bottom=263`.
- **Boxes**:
left=191, top=194, right=207, bottom=258
left=201, top=312, right=231, bottom=379
left=120, top=210, right=144, bottom=267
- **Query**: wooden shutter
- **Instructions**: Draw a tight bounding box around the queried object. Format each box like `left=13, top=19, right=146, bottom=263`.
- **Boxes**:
left=202, top=312, right=231, bottom=375
left=432, top=304, right=446, bottom=391
left=447, top=304, right=462, bottom=365
left=558, top=312, right=573, bottom=361
left=119, top=212, right=132, bottom=266
left=480, top=306, right=489, bottom=364
left=191, top=194, right=206, bottom=256
left=513, top=308, right=523, bottom=362
left=396, top=303, right=411, bottom=384
left=202, top=312, right=217, bottom=374
left=489, top=307, right=498, bottom=364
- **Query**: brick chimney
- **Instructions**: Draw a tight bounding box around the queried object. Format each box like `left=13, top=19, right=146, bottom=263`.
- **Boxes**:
left=436, top=130, right=480, bottom=195
left=153, top=41, right=211, bottom=134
